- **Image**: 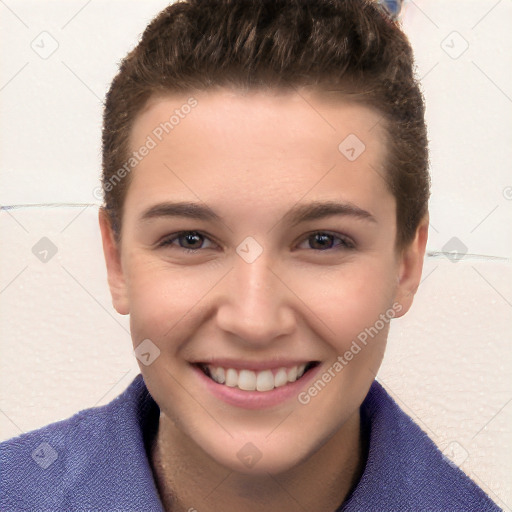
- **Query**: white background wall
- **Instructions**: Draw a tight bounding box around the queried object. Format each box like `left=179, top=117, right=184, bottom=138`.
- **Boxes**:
left=1, top=0, right=511, bottom=509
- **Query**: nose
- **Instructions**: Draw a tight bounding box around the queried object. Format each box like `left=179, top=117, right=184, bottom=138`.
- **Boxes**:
left=215, top=252, right=296, bottom=348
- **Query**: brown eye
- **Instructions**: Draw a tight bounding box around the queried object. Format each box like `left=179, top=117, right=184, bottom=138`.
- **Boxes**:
left=158, top=231, right=215, bottom=251
left=309, top=233, right=335, bottom=250
left=298, top=232, right=354, bottom=251
left=178, top=232, right=204, bottom=249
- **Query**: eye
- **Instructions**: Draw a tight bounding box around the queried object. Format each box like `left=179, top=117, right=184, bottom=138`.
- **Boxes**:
left=157, top=231, right=216, bottom=252
left=296, top=231, right=355, bottom=251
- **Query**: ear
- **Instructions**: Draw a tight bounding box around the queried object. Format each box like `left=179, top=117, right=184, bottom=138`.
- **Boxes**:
left=98, top=208, right=130, bottom=315
left=393, top=214, right=429, bottom=318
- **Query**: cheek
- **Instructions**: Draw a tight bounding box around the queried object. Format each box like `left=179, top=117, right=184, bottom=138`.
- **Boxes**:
left=124, top=255, right=214, bottom=345
left=292, top=254, right=399, bottom=352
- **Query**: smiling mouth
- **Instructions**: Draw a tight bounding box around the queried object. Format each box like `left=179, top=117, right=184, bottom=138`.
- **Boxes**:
left=196, top=362, right=320, bottom=392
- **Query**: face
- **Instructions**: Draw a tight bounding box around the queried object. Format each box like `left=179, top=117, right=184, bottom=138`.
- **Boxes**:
left=100, top=88, right=427, bottom=474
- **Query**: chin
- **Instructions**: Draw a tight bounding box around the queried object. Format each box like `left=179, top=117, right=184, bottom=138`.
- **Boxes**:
left=196, top=431, right=314, bottom=476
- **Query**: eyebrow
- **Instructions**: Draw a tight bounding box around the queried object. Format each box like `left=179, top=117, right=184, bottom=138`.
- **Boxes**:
left=139, top=201, right=221, bottom=223
left=282, top=200, right=376, bottom=226
left=138, top=200, right=376, bottom=225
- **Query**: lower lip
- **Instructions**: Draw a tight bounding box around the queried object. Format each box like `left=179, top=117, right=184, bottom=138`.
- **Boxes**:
left=192, top=364, right=322, bottom=410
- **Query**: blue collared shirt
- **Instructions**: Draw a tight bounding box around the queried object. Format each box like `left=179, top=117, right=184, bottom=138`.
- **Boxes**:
left=0, top=374, right=501, bottom=511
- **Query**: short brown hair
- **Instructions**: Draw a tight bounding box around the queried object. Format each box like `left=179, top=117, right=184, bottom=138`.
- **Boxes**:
left=101, top=0, right=429, bottom=248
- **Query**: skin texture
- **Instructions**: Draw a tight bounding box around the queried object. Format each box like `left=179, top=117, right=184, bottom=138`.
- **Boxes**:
left=99, top=88, right=428, bottom=511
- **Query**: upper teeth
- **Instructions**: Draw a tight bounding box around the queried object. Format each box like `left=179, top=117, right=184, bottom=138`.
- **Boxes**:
left=206, top=364, right=308, bottom=392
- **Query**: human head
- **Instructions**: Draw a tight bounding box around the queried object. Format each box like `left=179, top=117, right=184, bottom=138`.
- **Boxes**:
left=98, top=0, right=429, bottom=478
left=101, top=0, right=429, bottom=251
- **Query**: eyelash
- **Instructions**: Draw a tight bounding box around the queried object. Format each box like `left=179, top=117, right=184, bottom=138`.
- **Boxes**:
left=156, top=230, right=355, bottom=253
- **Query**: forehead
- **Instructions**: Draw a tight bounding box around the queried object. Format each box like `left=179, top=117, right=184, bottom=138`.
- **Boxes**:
left=125, top=88, right=391, bottom=219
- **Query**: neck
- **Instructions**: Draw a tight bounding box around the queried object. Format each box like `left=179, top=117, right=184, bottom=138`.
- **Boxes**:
left=150, top=410, right=366, bottom=512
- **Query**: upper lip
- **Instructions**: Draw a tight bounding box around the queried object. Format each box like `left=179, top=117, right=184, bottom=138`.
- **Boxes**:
left=191, top=359, right=319, bottom=371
